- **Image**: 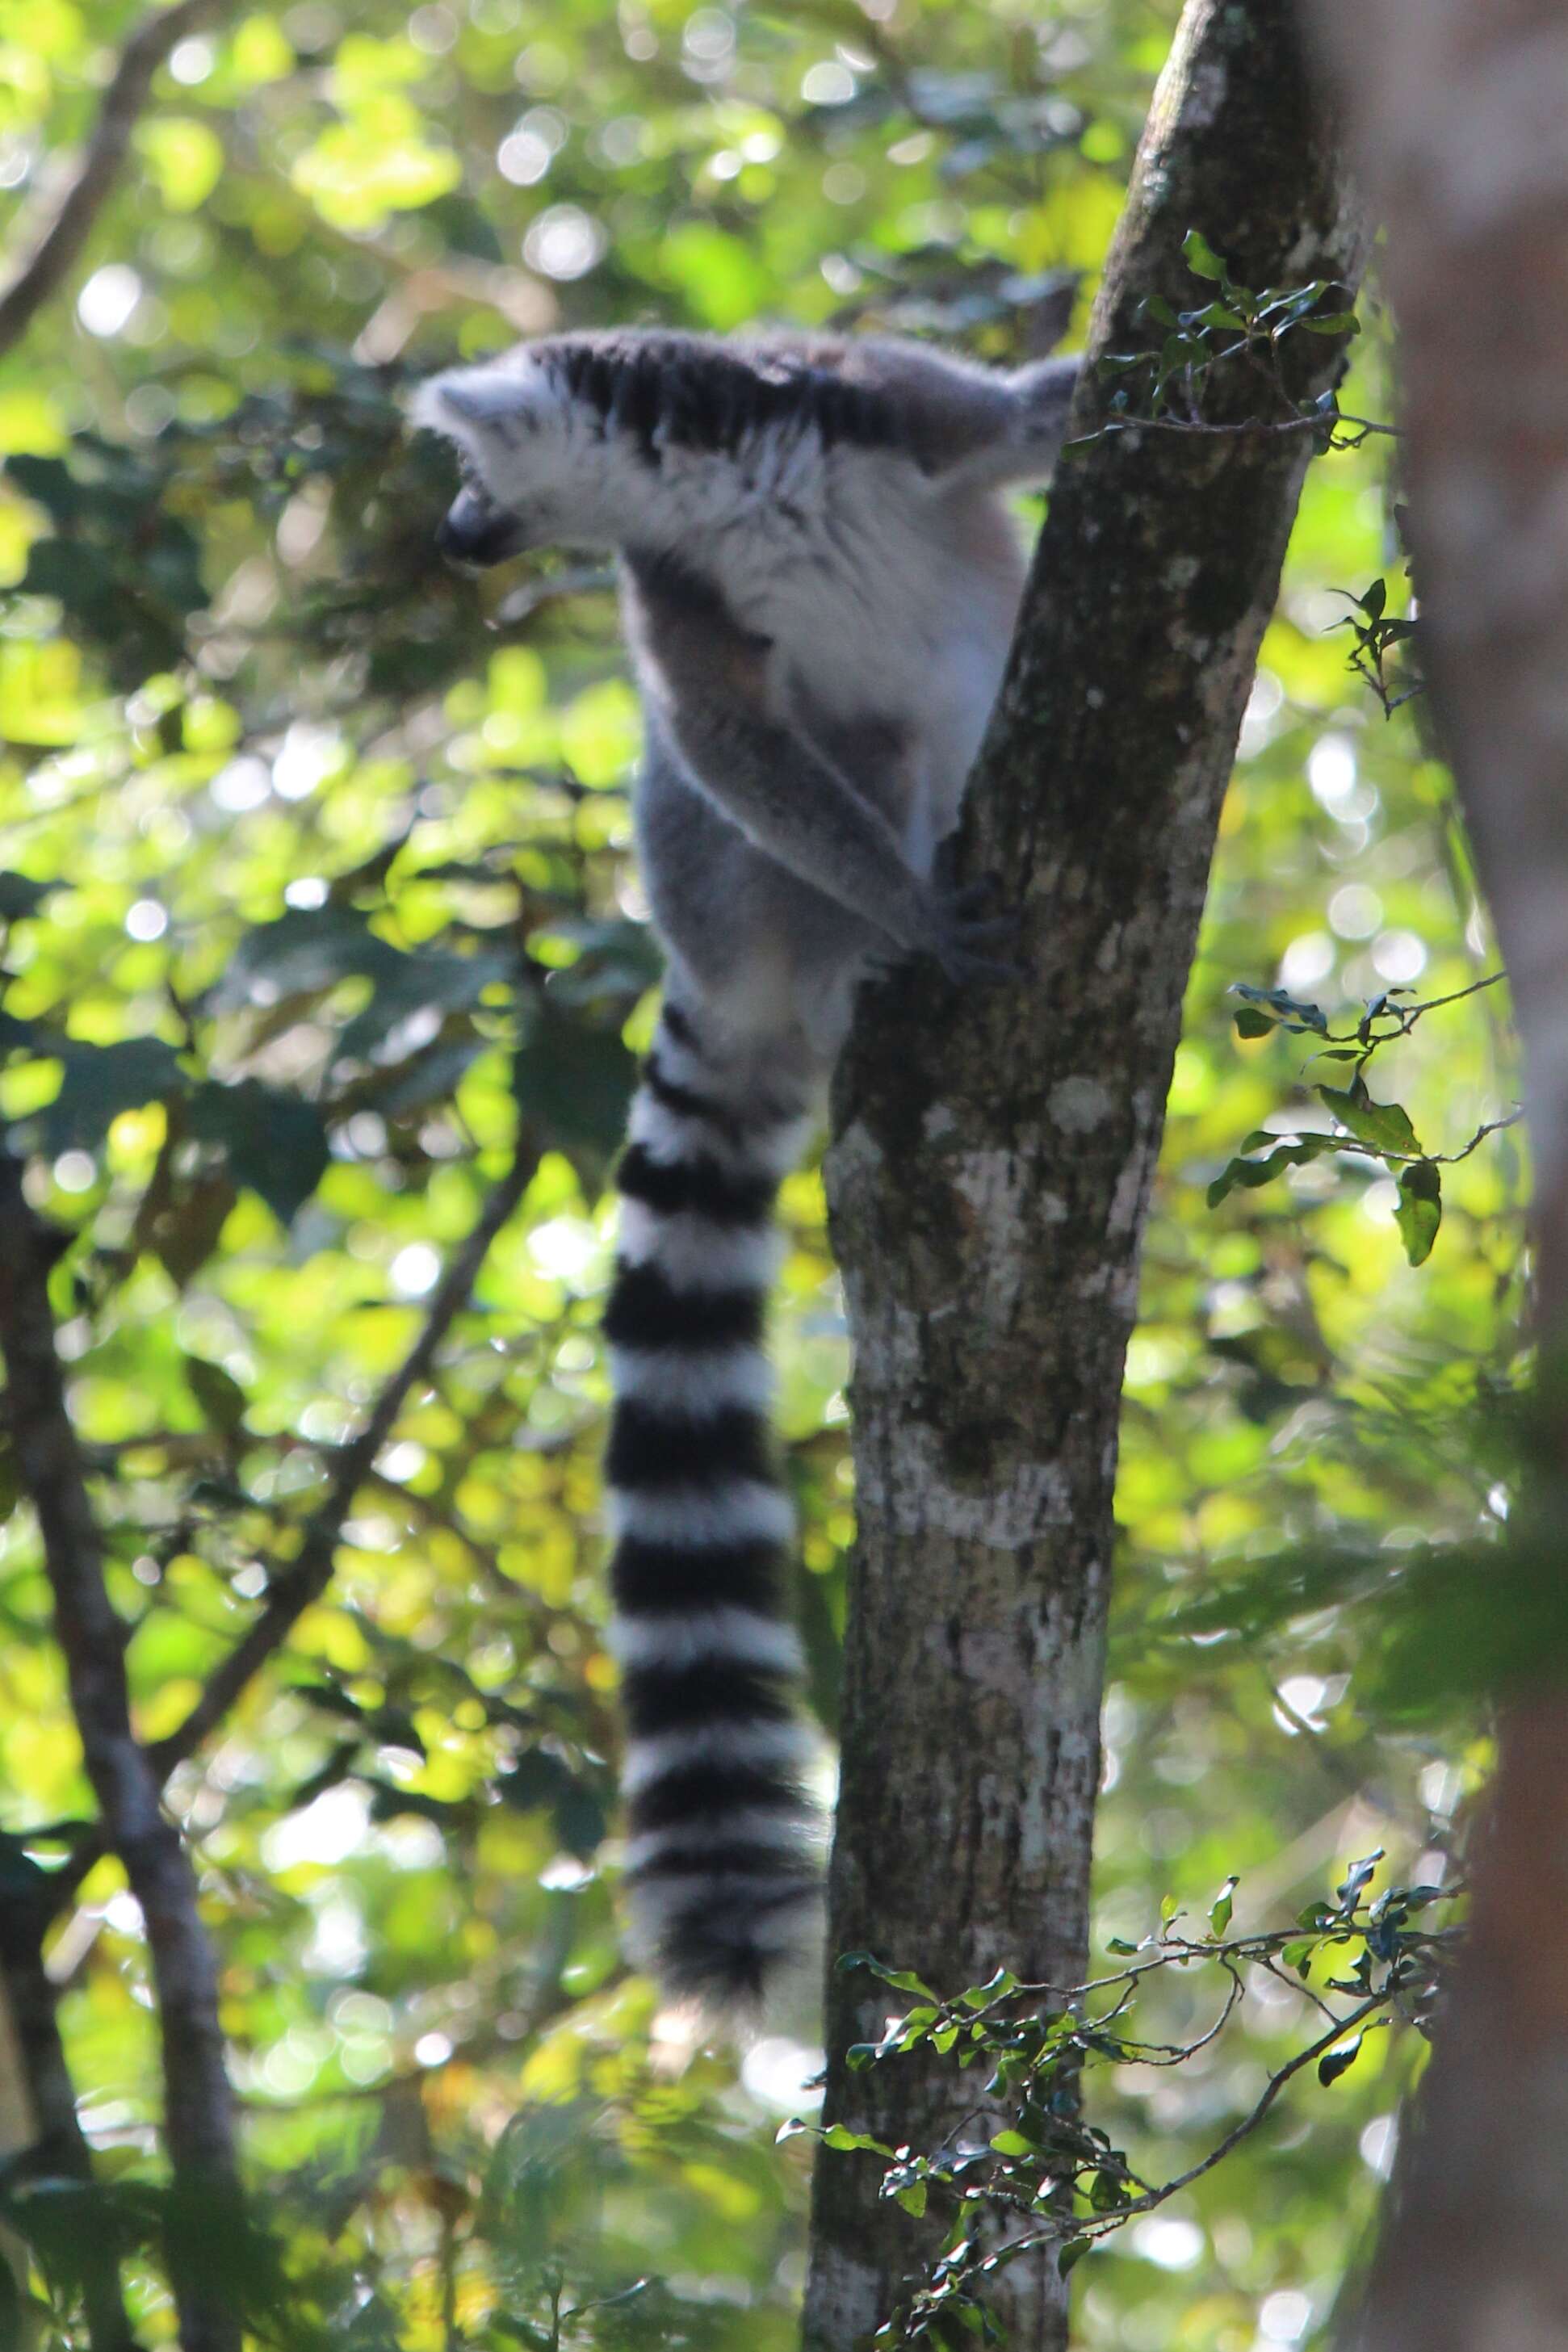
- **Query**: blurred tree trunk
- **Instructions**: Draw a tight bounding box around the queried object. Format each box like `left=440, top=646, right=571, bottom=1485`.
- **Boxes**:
left=0, top=1981, right=36, bottom=2344
left=0, top=1910, right=138, bottom=2351
left=802, top=5, right=1360, bottom=2346
left=1300, top=6, right=1568, bottom=2346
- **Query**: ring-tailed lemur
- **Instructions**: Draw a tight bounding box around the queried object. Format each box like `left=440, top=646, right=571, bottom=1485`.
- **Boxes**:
left=414, top=329, right=1078, bottom=2006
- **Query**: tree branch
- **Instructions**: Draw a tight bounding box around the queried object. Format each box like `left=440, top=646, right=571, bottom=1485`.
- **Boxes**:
left=0, top=0, right=223, bottom=363
left=36, top=1121, right=540, bottom=1952
left=0, top=1886, right=141, bottom=2351
left=0, top=1151, right=240, bottom=2352
left=148, top=1132, right=539, bottom=1779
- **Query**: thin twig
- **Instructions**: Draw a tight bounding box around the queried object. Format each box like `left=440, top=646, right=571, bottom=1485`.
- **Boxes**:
left=1318, top=971, right=1508, bottom=1047
left=1072, top=407, right=1398, bottom=449
left=1038, top=1990, right=1388, bottom=2253
left=0, top=0, right=227, bottom=360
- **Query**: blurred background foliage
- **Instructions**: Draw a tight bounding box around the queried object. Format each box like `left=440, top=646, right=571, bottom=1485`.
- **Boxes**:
left=0, top=0, right=1522, bottom=2345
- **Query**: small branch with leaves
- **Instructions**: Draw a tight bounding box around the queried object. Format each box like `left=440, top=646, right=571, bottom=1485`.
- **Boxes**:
left=1081, top=230, right=1383, bottom=452
left=1332, top=576, right=1425, bottom=717
left=788, top=1859, right=1455, bottom=2348
left=1210, top=973, right=1516, bottom=1266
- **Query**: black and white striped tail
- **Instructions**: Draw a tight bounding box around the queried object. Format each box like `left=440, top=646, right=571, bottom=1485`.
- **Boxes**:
left=603, top=1000, right=820, bottom=2006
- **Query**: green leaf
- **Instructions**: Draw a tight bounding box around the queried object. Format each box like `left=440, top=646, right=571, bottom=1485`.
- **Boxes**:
left=1318, top=2033, right=1364, bottom=2087
left=136, top=116, right=226, bottom=211
left=27, top=1036, right=185, bottom=1155
left=1234, top=1006, right=1277, bottom=1038
left=1231, top=982, right=1328, bottom=1033
left=1058, top=2237, right=1091, bottom=2278
left=822, top=2123, right=891, bottom=2153
left=186, top=1080, right=330, bottom=1226
left=1208, top=1875, right=1238, bottom=1937
left=1318, top=1080, right=1423, bottom=1156
left=1105, top=1936, right=1139, bottom=1956
left=872, top=1965, right=942, bottom=1999
left=1182, top=228, right=1227, bottom=281
left=988, top=2131, right=1036, bottom=2158
left=1207, top=1134, right=1334, bottom=1208
left=1159, top=1893, right=1181, bottom=1930
left=184, top=1354, right=249, bottom=1437
left=1336, top=1849, right=1384, bottom=1906
left=1394, top=1159, right=1442, bottom=1266
left=0, top=872, right=58, bottom=920
left=895, top=2182, right=929, bottom=2217
left=514, top=1007, right=637, bottom=1158
left=958, top=1966, right=1018, bottom=2008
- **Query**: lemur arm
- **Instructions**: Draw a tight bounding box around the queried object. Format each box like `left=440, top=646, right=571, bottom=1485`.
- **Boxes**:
left=625, top=557, right=1004, bottom=980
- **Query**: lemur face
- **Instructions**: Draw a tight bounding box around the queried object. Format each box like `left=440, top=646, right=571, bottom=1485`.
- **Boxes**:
left=414, top=362, right=573, bottom=564
left=434, top=477, right=530, bottom=568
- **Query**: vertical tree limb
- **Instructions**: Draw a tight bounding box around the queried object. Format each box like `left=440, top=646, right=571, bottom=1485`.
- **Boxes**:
left=1298, top=6, right=1568, bottom=2345
left=803, top=6, right=1360, bottom=2346
left=0, top=1889, right=140, bottom=2351
left=0, top=1152, right=241, bottom=2352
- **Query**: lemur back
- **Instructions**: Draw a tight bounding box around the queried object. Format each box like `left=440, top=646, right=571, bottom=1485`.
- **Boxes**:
left=416, top=327, right=1078, bottom=2005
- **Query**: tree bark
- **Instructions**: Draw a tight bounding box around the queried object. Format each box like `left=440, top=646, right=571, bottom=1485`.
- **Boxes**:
left=1298, top=7, right=1568, bottom=2346
left=0, top=1155, right=241, bottom=2352
left=802, top=6, right=1360, bottom=2346
left=0, top=1894, right=140, bottom=2350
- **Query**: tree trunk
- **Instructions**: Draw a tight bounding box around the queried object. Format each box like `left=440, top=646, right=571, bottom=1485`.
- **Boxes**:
left=802, top=7, right=1361, bottom=2346
left=1298, top=7, right=1568, bottom=2346
left=0, top=1904, right=139, bottom=2351
left=0, top=1159, right=241, bottom=2352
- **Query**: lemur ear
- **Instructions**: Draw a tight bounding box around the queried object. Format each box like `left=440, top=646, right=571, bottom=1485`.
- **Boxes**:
left=1010, top=355, right=1081, bottom=451
left=409, top=367, right=533, bottom=443
left=933, top=356, right=1082, bottom=493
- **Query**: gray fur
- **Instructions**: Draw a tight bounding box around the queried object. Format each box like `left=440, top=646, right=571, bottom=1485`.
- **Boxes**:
left=414, top=326, right=1077, bottom=2003
left=415, top=325, right=1077, bottom=1048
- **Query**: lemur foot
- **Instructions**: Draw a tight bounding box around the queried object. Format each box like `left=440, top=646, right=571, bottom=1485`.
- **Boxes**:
left=923, top=875, right=1024, bottom=987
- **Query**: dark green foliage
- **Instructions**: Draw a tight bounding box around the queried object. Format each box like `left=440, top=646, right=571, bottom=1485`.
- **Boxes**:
left=798, top=1864, right=1455, bottom=2345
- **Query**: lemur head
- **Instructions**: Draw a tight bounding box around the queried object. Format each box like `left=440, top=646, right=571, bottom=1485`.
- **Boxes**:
left=412, top=350, right=575, bottom=564
left=414, top=329, right=1081, bottom=568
